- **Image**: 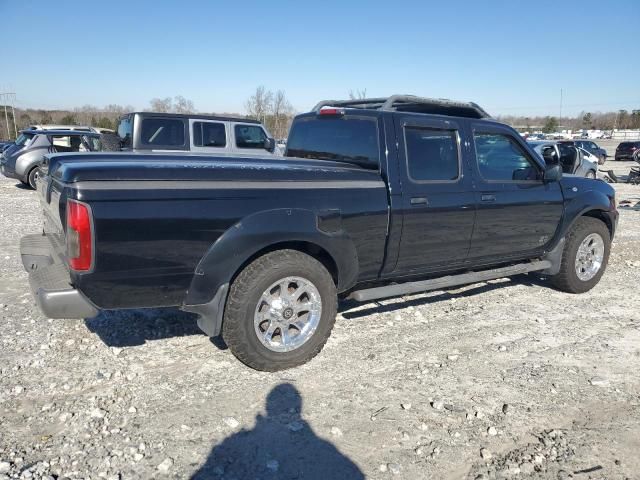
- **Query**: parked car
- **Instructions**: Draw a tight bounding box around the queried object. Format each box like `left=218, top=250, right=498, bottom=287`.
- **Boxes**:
left=0, top=129, right=103, bottom=188
left=558, top=140, right=607, bottom=165
left=527, top=140, right=598, bottom=178
left=21, top=95, right=617, bottom=371
left=527, top=133, right=545, bottom=141
left=0, top=140, right=12, bottom=152
left=615, top=141, right=640, bottom=161
left=116, top=112, right=277, bottom=156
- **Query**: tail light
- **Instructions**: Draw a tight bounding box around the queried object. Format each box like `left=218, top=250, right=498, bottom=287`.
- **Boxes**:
left=66, top=199, right=93, bottom=271
left=318, top=107, right=345, bottom=116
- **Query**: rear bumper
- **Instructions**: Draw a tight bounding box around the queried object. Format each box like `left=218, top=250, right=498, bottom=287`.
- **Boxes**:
left=20, top=234, right=98, bottom=319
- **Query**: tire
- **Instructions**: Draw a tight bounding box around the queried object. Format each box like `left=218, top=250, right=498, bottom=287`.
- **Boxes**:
left=222, top=249, right=337, bottom=371
left=549, top=217, right=610, bottom=294
left=585, top=170, right=596, bottom=179
left=27, top=167, right=40, bottom=190
left=599, top=155, right=606, bottom=166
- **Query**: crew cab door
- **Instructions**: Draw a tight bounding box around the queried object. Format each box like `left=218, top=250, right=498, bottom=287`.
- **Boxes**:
left=467, top=123, right=564, bottom=261
left=391, top=115, right=476, bottom=274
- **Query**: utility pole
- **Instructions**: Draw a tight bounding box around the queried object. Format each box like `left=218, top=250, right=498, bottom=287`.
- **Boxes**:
left=559, top=88, right=563, bottom=131
left=0, top=91, right=18, bottom=139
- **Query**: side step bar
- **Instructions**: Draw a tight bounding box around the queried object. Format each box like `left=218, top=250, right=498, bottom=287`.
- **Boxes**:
left=347, top=260, right=552, bottom=302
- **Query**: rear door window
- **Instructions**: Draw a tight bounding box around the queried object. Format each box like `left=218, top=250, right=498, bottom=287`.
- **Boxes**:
left=234, top=124, right=267, bottom=149
left=404, top=127, right=459, bottom=181
left=193, top=122, right=226, bottom=147
left=50, top=135, right=84, bottom=152
left=140, top=118, right=186, bottom=148
left=286, top=116, right=379, bottom=168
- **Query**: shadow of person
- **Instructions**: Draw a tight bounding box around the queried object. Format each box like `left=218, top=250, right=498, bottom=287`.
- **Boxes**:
left=191, top=383, right=364, bottom=480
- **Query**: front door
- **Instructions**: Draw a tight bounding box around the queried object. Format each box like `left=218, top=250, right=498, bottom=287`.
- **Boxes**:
left=467, top=123, right=564, bottom=261
left=392, top=115, right=476, bottom=274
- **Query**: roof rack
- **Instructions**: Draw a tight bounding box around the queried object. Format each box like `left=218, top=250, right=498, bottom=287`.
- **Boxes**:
left=312, top=95, right=491, bottom=119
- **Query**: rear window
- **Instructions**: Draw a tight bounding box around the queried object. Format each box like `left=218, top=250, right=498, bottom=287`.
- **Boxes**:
left=286, top=116, right=379, bottom=168
left=140, top=118, right=185, bottom=147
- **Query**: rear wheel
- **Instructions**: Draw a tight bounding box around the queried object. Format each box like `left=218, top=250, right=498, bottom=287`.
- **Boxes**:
left=27, top=167, right=40, bottom=190
left=585, top=170, right=596, bottom=179
left=599, top=154, right=606, bottom=165
left=550, top=217, right=610, bottom=293
left=222, top=249, right=337, bottom=371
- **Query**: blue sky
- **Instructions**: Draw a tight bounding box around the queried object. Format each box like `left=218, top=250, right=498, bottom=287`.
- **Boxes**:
left=1, top=0, right=638, bottom=117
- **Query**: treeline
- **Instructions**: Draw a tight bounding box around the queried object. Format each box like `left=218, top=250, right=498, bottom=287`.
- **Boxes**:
left=0, top=88, right=297, bottom=141
left=497, top=109, right=640, bottom=132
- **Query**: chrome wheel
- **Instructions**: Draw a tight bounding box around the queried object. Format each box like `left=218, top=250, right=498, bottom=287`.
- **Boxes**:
left=254, top=276, right=322, bottom=352
left=575, top=233, right=605, bottom=281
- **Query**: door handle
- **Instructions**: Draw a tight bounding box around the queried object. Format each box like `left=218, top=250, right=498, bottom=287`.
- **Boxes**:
left=410, top=197, right=428, bottom=206
left=481, top=194, right=496, bottom=202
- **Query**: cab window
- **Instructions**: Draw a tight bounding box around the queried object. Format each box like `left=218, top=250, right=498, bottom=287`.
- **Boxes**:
left=474, top=133, right=540, bottom=181
left=235, top=124, right=267, bottom=149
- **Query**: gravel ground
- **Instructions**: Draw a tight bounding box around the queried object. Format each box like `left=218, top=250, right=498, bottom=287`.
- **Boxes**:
left=1, top=162, right=639, bottom=480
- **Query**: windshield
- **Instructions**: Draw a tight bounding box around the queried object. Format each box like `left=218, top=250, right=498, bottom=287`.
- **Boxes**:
left=14, top=133, right=35, bottom=147
left=117, top=115, right=133, bottom=148
left=286, top=116, right=379, bottom=168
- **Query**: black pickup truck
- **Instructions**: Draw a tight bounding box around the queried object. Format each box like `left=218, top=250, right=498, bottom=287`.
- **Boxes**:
left=21, top=95, right=618, bottom=371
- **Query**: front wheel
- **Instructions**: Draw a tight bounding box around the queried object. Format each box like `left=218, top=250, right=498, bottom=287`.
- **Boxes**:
left=222, top=249, right=337, bottom=371
left=549, top=217, right=610, bottom=293
left=585, top=170, right=596, bottom=179
left=599, top=155, right=606, bottom=165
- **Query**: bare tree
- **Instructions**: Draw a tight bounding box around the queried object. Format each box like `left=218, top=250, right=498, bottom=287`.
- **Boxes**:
left=245, top=86, right=273, bottom=124
left=271, top=90, right=294, bottom=139
left=349, top=89, right=367, bottom=100
left=245, top=87, right=296, bottom=139
left=174, top=95, right=195, bottom=114
left=149, top=97, right=173, bottom=113
left=149, top=96, right=196, bottom=114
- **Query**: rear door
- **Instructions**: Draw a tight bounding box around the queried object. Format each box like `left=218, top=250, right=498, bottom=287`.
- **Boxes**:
left=467, top=122, right=563, bottom=261
left=391, top=114, right=476, bottom=274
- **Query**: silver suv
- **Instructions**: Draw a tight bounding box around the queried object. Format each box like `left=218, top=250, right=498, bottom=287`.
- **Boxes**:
left=0, top=130, right=103, bottom=188
left=116, top=112, right=278, bottom=156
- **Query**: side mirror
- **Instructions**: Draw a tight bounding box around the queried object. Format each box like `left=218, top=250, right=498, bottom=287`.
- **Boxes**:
left=544, top=164, right=562, bottom=182
left=264, top=137, right=276, bottom=153
left=542, top=152, right=557, bottom=165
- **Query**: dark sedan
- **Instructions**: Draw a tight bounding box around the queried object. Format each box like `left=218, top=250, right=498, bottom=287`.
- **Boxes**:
left=615, top=141, right=640, bottom=161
